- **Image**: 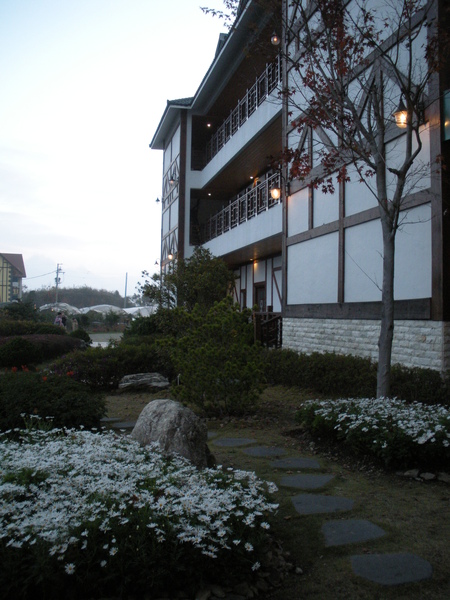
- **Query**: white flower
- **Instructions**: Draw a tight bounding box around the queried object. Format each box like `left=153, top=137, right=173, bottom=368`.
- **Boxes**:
left=252, top=561, right=261, bottom=571
left=244, top=542, right=253, bottom=552
left=64, top=563, right=75, bottom=575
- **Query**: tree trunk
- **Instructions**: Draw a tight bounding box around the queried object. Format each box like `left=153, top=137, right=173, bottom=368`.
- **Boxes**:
left=377, top=218, right=395, bottom=398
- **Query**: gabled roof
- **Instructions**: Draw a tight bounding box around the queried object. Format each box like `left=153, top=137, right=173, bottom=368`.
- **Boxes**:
left=1, top=253, right=26, bottom=277
left=150, top=0, right=269, bottom=150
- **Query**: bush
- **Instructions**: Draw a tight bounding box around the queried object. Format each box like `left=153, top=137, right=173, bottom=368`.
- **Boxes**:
left=0, top=319, right=65, bottom=337
left=296, top=397, right=450, bottom=470
left=264, top=349, right=449, bottom=404
left=0, top=335, right=83, bottom=368
left=173, top=299, right=263, bottom=416
left=0, top=371, right=105, bottom=431
left=0, top=301, right=41, bottom=322
left=123, top=307, right=193, bottom=340
left=264, top=349, right=377, bottom=397
left=0, top=429, right=277, bottom=600
left=69, top=328, right=92, bottom=345
left=390, top=364, right=449, bottom=406
left=0, top=337, right=43, bottom=367
left=49, top=342, right=175, bottom=390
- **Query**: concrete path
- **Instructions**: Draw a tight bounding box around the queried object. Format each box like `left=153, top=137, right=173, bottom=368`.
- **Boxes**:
left=211, top=436, right=433, bottom=587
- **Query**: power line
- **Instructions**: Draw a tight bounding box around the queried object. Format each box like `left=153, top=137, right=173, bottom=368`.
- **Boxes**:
left=26, top=270, right=57, bottom=280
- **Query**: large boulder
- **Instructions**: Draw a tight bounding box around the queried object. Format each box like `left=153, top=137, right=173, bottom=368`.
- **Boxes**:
left=118, top=373, right=170, bottom=391
left=131, top=399, right=214, bottom=469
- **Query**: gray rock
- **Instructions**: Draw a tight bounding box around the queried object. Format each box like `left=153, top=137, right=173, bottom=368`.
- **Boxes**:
left=131, top=399, right=214, bottom=469
left=118, top=372, right=170, bottom=391
left=420, top=472, right=436, bottom=481
left=437, top=472, right=450, bottom=483
left=403, top=468, right=420, bottom=478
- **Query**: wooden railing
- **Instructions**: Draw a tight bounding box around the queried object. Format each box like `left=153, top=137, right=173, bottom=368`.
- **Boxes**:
left=253, top=312, right=282, bottom=349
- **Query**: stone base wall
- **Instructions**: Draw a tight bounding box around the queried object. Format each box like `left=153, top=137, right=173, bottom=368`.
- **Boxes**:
left=283, top=318, right=450, bottom=373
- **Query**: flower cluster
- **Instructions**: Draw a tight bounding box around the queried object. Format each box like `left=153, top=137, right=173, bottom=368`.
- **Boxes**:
left=298, top=397, right=450, bottom=468
left=0, top=428, right=278, bottom=593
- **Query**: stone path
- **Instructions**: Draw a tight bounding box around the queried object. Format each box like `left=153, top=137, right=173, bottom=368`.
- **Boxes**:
left=105, top=418, right=434, bottom=589
left=210, top=436, right=434, bottom=588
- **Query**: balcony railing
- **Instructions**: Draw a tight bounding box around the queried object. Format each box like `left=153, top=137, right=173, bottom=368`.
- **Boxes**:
left=202, top=172, right=281, bottom=243
left=205, top=57, right=281, bottom=165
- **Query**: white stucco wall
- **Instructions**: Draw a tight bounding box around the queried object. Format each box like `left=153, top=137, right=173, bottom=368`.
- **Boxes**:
left=287, top=232, right=339, bottom=304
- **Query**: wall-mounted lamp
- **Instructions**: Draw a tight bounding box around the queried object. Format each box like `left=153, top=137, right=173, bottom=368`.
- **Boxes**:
left=155, top=197, right=160, bottom=203
left=271, top=31, right=280, bottom=46
left=168, top=253, right=174, bottom=260
left=393, top=99, right=408, bottom=129
left=270, top=186, right=281, bottom=200
left=169, top=173, right=177, bottom=186
left=270, top=168, right=290, bottom=199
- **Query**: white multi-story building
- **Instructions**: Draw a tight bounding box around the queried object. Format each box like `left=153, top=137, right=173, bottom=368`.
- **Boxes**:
left=150, top=0, right=450, bottom=373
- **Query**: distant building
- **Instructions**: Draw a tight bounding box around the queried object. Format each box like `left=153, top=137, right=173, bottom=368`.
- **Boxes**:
left=0, top=254, right=26, bottom=303
left=150, top=0, right=449, bottom=373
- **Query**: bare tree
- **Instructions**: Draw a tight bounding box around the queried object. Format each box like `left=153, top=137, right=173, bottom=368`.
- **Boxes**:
left=281, top=0, right=442, bottom=397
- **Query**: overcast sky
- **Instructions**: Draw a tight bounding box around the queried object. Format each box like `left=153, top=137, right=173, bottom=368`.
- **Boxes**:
left=0, top=0, right=227, bottom=297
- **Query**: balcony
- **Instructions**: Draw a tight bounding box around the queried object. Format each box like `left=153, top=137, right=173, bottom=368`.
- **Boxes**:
left=202, top=172, right=281, bottom=243
left=204, top=57, right=282, bottom=167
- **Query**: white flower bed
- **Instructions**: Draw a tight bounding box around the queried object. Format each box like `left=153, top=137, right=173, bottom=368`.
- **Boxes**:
left=307, top=397, right=449, bottom=444
left=302, top=397, right=450, bottom=457
left=0, top=428, right=278, bottom=573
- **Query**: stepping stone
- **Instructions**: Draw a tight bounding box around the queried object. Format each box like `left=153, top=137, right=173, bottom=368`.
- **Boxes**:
left=271, top=457, right=320, bottom=469
left=242, top=446, right=286, bottom=457
left=351, top=553, right=432, bottom=585
left=280, top=474, right=334, bottom=489
left=292, top=494, right=354, bottom=515
left=207, top=431, right=219, bottom=439
left=213, top=437, right=257, bottom=447
left=322, top=519, right=386, bottom=547
left=111, top=421, right=136, bottom=430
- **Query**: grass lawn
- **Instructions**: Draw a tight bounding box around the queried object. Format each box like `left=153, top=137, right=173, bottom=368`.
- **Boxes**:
left=105, top=386, right=450, bottom=600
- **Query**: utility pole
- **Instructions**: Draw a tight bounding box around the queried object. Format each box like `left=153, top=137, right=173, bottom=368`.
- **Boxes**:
left=55, top=263, right=63, bottom=303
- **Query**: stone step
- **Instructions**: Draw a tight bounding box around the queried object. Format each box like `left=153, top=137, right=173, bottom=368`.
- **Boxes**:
left=280, top=473, right=335, bottom=490
left=350, top=552, right=432, bottom=585
left=242, top=446, right=287, bottom=458
left=322, top=518, right=386, bottom=547
left=292, top=493, right=354, bottom=515
left=271, top=457, right=321, bottom=470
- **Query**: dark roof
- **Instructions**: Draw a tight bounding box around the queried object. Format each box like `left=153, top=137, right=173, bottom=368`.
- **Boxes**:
left=1, top=253, right=26, bottom=277
left=168, top=97, right=194, bottom=107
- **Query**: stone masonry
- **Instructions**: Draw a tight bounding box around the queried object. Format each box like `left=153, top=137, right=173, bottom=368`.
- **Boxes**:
left=283, top=318, right=450, bottom=373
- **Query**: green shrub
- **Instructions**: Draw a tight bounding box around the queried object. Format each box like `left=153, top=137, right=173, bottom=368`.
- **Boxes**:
left=390, top=364, right=449, bottom=406
left=49, top=342, right=175, bottom=390
left=0, top=372, right=105, bottom=431
left=69, top=328, right=92, bottom=345
left=173, top=299, right=263, bottom=416
left=264, top=349, right=448, bottom=404
left=0, top=301, right=41, bottom=322
left=0, top=337, right=43, bottom=367
left=0, top=319, right=65, bottom=337
left=0, top=335, right=83, bottom=368
left=264, top=349, right=377, bottom=397
left=123, top=307, right=193, bottom=340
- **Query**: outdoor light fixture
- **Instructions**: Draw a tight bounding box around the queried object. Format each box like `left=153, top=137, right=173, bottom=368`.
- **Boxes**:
left=169, top=173, right=177, bottom=186
left=271, top=31, right=280, bottom=46
left=270, top=186, right=281, bottom=200
left=155, top=197, right=160, bottom=203
left=168, top=252, right=174, bottom=260
left=393, top=99, right=408, bottom=128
